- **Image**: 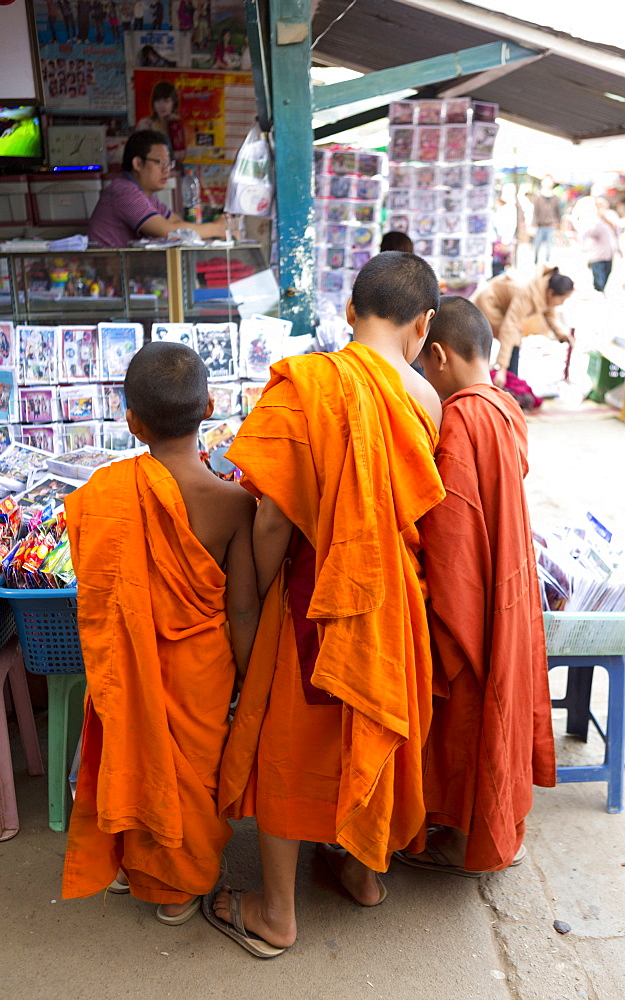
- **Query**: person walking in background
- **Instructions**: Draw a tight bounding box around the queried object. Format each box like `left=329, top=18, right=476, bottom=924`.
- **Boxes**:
left=531, top=175, right=561, bottom=265
left=581, top=194, right=621, bottom=294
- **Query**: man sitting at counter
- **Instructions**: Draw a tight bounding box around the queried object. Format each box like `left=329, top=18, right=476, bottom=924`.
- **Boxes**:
left=88, top=130, right=227, bottom=248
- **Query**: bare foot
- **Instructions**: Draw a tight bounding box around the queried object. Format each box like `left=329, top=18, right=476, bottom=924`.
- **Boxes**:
left=159, top=898, right=198, bottom=919
left=213, top=886, right=297, bottom=948
left=318, top=844, right=384, bottom=906
left=114, top=869, right=128, bottom=886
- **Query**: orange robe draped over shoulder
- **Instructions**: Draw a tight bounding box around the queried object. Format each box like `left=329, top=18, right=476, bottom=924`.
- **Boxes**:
left=62, top=453, right=235, bottom=903
left=219, top=342, right=445, bottom=872
left=414, top=384, right=556, bottom=871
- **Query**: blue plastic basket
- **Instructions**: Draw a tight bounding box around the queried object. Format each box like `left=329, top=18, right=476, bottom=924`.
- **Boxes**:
left=0, top=585, right=84, bottom=675
left=0, top=596, right=16, bottom=652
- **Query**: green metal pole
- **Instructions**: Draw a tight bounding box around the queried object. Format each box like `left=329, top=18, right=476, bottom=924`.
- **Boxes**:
left=269, top=0, right=316, bottom=336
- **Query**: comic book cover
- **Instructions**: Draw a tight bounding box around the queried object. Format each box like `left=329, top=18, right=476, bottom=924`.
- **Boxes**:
left=98, top=323, right=143, bottom=380
left=58, top=326, right=98, bottom=381
left=18, top=326, right=57, bottom=384
left=195, top=323, right=238, bottom=380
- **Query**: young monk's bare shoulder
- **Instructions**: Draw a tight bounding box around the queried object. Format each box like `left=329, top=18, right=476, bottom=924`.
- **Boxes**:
left=176, top=466, right=256, bottom=565
left=401, top=364, right=442, bottom=431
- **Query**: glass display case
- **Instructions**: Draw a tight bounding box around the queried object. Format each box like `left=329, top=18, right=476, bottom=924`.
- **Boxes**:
left=0, top=243, right=269, bottom=328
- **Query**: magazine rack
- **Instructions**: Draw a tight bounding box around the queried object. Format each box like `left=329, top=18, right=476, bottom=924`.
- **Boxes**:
left=544, top=611, right=625, bottom=813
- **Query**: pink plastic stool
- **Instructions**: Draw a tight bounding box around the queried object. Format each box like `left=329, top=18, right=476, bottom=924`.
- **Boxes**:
left=1, top=636, right=44, bottom=841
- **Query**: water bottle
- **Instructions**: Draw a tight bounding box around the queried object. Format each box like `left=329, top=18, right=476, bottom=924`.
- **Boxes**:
left=182, top=168, right=202, bottom=224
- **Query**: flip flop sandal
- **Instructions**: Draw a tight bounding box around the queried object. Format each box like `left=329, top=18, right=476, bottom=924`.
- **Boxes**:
left=107, top=878, right=130, bottom=893
left=202, top=888, right=287, bottom=959
left=156, top=895, right=202, bottom=926
left=394, top=842, right=527, bottom=878
left=317, top=843, right=387, bottom=906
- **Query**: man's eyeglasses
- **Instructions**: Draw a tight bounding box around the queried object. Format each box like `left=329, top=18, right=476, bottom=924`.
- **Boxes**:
left=144, top=157, right=176, bottom=171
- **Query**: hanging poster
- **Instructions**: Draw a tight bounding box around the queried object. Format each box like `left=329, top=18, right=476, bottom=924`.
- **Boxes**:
left=134, top=67, right=253, bottom=164
left=34, top=0, right=174, bottom=114
left=124, top=30, right=192, bottom=125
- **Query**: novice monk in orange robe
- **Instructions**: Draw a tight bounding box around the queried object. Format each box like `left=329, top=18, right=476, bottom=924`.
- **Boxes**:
left=205, top=252, right=445, bottom=957
left=62, top=342, right=258, bottom=925
left=396, top=296, right=556, bottom=877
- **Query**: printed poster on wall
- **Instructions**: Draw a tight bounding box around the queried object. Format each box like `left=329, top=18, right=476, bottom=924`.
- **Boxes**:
left=34, top=0, right=174, bottom=113
left=124, top=30, right=192, bottom=124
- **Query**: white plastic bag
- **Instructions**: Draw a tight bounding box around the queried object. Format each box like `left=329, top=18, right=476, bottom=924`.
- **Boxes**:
left=225, top=123, right=274, bottom=217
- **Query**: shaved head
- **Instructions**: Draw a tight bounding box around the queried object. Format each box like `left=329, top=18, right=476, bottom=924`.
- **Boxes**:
left=124, top=341, right=208, bottom=440
left=421, top=296, right=492, bottom=362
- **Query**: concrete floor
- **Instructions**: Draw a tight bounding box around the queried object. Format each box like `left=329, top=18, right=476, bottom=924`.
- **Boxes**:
left=2, top=260, right=625, bottom=999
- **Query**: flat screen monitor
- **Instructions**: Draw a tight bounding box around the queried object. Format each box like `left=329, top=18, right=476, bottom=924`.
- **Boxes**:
left=0, top=101, right=44, bottom=174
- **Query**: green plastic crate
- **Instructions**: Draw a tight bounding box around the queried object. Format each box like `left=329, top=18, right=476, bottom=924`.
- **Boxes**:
left=587, top=350, right=625, bottom=403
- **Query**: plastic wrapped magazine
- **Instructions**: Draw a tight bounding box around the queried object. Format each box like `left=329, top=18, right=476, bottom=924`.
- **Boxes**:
left=20, top=424, right=62, bottom=454
left=47, top=446, right=123, bottom=480
left=98, top=323, right=143, bottom=380
left=18, top=326, right=57, bottom=384
left=239, top=315, right=292, bottom=381
left=0, top=442, right=50, bottom=491
left=471, top=123, right=499, bottom=161
left=207, top=382, right=241, bottom=420
left=0, top=369, right=15, bottom=422
left=150, top=323, right=196, bottom=347
left=15, top=476, right=78, bottom=515
left=19, top=386, right=58, bottom=424
left=195, top=323, right=238, bottom=380
left=58, top=385, right=101, bottom=422
left=101, top=385, right=126, bottom=421
left=58, top=326, right=98, bottom=381
left=0, top=322, right=15, bottom=367
left=198, top=419, right=241, bottom=480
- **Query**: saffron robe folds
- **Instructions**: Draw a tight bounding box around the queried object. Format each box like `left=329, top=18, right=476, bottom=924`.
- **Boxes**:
left=62, top=453, right=235, bottom=903
left=219, top=343, right=445, bottom=872
left=415, top=384, right=556, bottom=871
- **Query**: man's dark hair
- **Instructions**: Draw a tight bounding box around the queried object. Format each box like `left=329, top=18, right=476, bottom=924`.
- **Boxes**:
left=380, top=230, right=414, bottom=253
left=351, top=252, right=439, bottom=325
left=122, top=130, right=168, bottom=172
left=421, top=295, right=492, bottom=362
left=124, top=341, right=208, bottom=439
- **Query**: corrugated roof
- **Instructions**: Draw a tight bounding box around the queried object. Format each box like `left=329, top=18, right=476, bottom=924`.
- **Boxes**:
left=311, top=0, right=625, bottom=140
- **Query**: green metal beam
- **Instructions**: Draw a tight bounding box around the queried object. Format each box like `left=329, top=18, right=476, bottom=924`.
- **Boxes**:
left=314, top=104, right=392, bottom=141
left=270, top=0, right=316, bottom=335
left=312, top=41, right=541, bottom=112
left=244, top=0, right=272, bottom=132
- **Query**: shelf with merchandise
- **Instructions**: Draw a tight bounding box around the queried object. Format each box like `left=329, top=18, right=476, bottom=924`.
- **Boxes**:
left=0, top=243, right=269, bottom=327
left=180, top=244, right=268, bottom=323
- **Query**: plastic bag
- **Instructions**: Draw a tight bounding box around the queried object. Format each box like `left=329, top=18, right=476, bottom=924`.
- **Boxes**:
left=225, top=123, right=274, bottom=217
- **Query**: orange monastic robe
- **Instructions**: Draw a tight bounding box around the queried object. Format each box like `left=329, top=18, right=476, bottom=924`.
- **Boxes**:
left=412, top=384, right=556, bottom=871
left=62, top=453, right=235, bottom=903
left=219, top=343, right=445, bottom=872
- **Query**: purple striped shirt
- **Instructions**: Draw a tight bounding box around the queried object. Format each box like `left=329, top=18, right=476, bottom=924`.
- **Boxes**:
left=88, top=173, right=171, bottom=248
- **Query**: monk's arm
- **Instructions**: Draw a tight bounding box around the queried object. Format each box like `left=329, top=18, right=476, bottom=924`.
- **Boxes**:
left=225, top=495, right=260, bottom=679
left=253, top=495, right=293, bottom=601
